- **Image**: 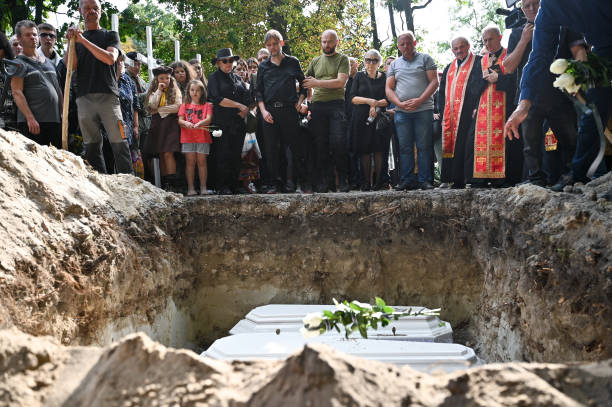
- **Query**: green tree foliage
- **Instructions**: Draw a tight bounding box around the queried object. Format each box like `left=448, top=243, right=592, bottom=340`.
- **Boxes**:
left=149, top=0, right=370, bottom=74
left=450, top=0, right=505, bottom=50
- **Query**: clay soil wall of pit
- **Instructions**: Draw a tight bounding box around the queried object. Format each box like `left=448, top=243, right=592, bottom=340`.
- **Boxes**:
left=174, top=195, right=483, bottom=351
left=151, top=185, right=611, bottom=363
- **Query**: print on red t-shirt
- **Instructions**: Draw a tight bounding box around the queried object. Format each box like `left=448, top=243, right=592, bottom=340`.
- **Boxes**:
left=178, top=102, right=213, bottom=144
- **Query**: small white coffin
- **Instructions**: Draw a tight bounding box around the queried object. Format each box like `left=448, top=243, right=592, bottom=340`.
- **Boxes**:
left=229, top=304, right=452, bottom=343
left=202, top=333, right=476, bottom=373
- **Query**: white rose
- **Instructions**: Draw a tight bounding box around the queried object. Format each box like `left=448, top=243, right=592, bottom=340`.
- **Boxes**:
left=212, top=130, right=223, bottom=137
left=352, top=301, right=373, bottom=310
left=553, top=73, right=576, bottom=93
left=372, top=312, right=382, bottom=319
left=550, top=59, right=569, bottom=75
left=565, top=82, right=581, bottom=94
left=303, top=312, right=323, bottom=328
left=300, top=326, right=321, bottom=338
left=333, top=298, right=352, bottom=312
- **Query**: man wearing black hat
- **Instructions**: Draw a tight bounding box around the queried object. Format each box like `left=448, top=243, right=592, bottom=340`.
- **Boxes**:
left=207, top=48, right=253, bottom=194
left=65, top=0, right=132, bottom=174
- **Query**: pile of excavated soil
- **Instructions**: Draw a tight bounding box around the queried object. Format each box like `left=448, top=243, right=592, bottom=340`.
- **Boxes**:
left=0, top=127, right=611, bottom=366
left=1, top=328, right=610, bottom=407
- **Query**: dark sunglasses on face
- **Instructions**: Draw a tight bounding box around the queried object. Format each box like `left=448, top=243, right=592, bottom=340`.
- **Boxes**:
left=39, top=33, right=56, bottom=39
left=365, top=58, right=379, bottom=64
left=219, top=58, right=233, bottom=64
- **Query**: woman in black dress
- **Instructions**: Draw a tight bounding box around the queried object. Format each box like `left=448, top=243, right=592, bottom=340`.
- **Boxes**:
left=350, top=49, right=389, bottom=190
left=207, top=48, right=253, bottom=194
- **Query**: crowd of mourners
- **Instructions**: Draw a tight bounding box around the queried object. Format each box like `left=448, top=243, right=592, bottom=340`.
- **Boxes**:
left=0, top=0, right=610, bottom=198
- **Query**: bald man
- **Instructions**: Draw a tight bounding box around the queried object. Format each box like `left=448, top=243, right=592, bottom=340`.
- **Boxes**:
left=303, top=30, right=350, bottom=192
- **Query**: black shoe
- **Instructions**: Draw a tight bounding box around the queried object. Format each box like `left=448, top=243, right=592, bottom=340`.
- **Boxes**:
left=282, top=180, right=296, bottom=193
left=314, top=183, right=328, bottom=193
left=451, top=183, right=465, bottom=189
left=360, top=183, right=371, bottom=192
left=219, top=187, right=233, bottom=195
left=394, top=181, right=418, bottom=191
left=551, top=174, right=575, bottom=192
left=265, top=186, right=278, bottom=194
left=420, top=182, right=434, bottom=190
left=338, top=182, right=351, bottom=193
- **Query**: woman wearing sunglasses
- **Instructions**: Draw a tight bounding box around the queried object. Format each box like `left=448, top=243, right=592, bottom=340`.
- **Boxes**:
left=207, top=48, right=253, bottom=194
left=349, top=49, right=389, bottom=190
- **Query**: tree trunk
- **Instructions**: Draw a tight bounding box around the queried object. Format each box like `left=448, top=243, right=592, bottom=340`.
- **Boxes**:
left=34, top=0, right=44, bottom=24
left=369, top=0, right=381, bottom=50
left=387, top=1, right=397, bottom=43
left=402, top=0, right=415, bottom=33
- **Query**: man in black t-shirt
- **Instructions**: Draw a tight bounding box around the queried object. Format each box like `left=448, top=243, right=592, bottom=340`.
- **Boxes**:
left=65, top=0, right=132, bottom=174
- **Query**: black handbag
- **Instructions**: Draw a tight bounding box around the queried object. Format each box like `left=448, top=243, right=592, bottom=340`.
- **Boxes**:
left=375, top=111, right=392, bottom=132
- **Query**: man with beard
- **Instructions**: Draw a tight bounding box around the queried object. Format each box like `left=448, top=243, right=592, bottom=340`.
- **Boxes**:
left=303, top=29, right=350, bottom=192
left=65, top=0, right=132, bottom=174
left=465, top=26, right=518, bottom=187
left=256, top=29, right=308, bottom=193
left=438, top=36, right=486, bottom=188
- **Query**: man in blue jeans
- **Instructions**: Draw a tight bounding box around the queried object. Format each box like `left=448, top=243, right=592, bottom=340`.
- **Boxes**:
left=386, top=31, right=439, bottom=190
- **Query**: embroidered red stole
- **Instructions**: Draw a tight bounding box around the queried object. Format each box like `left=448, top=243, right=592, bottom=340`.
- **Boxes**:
left=474, top=49, right=507, bottom=179
left=443, top=52, right=476, bottom=158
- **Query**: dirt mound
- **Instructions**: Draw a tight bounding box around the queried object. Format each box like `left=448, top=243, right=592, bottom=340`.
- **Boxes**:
left=1, top=329, right=610, bottom=407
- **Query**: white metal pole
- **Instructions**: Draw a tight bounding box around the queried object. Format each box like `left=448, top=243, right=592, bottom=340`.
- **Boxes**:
left=111, top=14, right=119, bottom=33
left=146, top=26, right=154, bottom=79
left=174, top=40, right=180, bottom=62
left=196, top=54, right=201, bottom=63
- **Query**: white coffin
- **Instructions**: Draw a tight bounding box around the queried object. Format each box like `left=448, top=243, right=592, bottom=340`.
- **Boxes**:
left=202, top=333, right=476, bottom=373
left=229, top=304, right=452, bottom=343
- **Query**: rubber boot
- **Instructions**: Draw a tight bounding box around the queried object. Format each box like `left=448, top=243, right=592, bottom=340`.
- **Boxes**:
left=110, top=141, right=134, bottom=174
left=84, top=142, right=107, bottom=174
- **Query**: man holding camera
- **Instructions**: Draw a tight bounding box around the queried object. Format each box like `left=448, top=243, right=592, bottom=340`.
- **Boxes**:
left=503, top=0, right=585, bottom=186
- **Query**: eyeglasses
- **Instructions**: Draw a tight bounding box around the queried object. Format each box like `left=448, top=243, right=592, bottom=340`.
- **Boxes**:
left=39, top=33, right=56, bottom=39
left=365, top=58, right=379, bottom=64
left=219, top=58, right=233, bottom=64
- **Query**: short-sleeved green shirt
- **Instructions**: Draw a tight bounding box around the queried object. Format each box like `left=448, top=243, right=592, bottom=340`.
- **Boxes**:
left=305, top=53, right=350, bottom=103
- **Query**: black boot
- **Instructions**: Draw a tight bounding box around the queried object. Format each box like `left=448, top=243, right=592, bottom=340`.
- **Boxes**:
left=84, top=142, right=107, bottom=174
left=110, top=141, right=134, bottom=174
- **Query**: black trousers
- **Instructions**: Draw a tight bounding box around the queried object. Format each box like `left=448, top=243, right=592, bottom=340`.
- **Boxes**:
left=309, top=100, right=348, bottom=187
left=263, top=105, right=300, bottom=187
left=214, top=120, right=245, bottom=191
left=522, top=96, right=577, bottom=183
left=18, top=122, right=61, bottom=149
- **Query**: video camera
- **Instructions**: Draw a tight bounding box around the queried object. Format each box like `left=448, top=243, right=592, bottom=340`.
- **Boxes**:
left=1, top=59, right=26, bottom=115
left=496, top=0, right=527, bottom=30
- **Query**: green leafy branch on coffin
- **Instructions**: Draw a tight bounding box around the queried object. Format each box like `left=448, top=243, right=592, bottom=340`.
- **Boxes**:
left=550, top=52, right=612, bottom=95
left=300, top=297, right=442, bottom=339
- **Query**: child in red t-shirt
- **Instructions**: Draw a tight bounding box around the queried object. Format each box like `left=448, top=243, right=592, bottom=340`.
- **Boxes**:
left=178, top=80, right=213, bottom=195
